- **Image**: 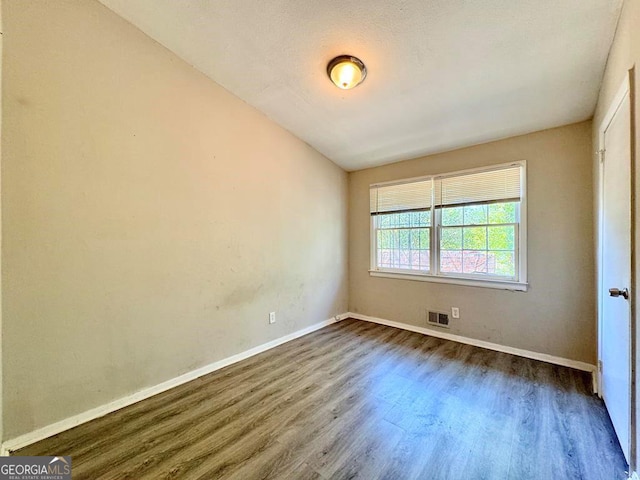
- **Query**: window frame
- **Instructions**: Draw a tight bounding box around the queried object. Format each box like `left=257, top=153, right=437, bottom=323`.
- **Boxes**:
left=369, top=161, right=528, bottom=291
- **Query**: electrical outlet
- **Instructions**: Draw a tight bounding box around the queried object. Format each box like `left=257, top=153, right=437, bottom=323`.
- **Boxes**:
left=269, top=312, right=276, bottom=324
left=451, top=307, right=460, bottom=319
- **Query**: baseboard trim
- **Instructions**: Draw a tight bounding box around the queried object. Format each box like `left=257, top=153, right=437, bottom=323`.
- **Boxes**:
left=348, top=312, right=597, bottom=384
left=2, top=313, right=349, bottom=454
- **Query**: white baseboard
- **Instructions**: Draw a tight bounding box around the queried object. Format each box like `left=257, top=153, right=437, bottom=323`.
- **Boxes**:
left=2, top=312, right=598, bottom=453
left=348, top=312, right=598, bottom=389
left=2, top=313, right=349, bottom=454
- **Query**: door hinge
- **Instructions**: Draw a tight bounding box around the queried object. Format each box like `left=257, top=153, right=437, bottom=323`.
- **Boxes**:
left=597, top=149, right=606, bottom=163
left=598, top=360, right=603, bottom=372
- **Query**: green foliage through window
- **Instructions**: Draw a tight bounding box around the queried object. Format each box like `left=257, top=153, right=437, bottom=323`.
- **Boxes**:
left=374, top=201, right=519, bottom=279
left=376, top=211, right=430, bottom=271
left=437, top=202, right=517, bottom=277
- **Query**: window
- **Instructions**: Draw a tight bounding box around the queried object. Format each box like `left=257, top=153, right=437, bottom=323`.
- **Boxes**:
left=370, top=162, right=527, bottom=290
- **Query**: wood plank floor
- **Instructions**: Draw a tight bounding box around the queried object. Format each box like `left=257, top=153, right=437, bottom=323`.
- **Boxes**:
left=15, top=319, right=627, bottom=479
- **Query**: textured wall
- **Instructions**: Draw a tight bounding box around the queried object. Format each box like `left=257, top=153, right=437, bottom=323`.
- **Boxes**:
left=349, top=122, right=595, bottom=363
left=2, top=0, right=348, bottom=439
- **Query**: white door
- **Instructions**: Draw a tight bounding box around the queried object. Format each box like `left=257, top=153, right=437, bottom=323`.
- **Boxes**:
left=599, top=82, right=631, bottom=463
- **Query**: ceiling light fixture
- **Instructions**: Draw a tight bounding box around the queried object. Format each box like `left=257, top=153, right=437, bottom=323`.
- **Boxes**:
left=327, top=55, right=367, bottom=90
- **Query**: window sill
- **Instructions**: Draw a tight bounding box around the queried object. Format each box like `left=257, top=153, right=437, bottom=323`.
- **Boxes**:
left=369, top=270, right=528, bottom=292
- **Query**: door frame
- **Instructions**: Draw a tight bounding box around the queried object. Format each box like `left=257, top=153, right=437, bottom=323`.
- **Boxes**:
left=597, top=71, right=634, bottom=467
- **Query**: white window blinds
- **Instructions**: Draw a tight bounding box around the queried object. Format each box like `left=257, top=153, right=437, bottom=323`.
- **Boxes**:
left=370, top=164, right=522, bottom=215
left=370, top=179, right=433, bottom=215
left=435, top=165, right=521, bottom=207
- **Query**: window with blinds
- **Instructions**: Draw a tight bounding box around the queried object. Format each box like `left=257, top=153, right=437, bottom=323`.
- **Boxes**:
left=370, top=162, right=526, bottom=287
left=370, top=180, right=433, bottom=272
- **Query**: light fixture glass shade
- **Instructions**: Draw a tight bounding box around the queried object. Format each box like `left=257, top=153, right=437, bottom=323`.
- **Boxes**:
left=327, top=56, right=367, bottom=90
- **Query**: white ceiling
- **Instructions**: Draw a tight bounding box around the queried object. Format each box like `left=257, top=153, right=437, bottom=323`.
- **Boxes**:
left=98, top=0, right=622, bottom=171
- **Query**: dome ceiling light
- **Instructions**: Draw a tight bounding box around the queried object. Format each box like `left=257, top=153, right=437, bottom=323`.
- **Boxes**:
left=327, top=55, right=367, bottom=90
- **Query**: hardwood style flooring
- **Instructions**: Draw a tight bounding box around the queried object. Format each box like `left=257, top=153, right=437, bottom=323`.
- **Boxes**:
left=16, top=319, right=627, bottom=479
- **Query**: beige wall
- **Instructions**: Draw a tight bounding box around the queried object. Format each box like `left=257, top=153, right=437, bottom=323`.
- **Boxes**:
left=1, top=0, right=348, bottom=439
left=349, top=121, right=595, bottom=363
left=592, top=0, right=640, bottom=470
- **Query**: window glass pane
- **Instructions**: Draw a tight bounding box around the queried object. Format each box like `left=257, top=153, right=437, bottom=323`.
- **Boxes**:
left=393, top=230, right=400, bottom=266
left=410, top=251, right=422, bottom=270
left=377, top=229, right=391, bottom=268
left=376, top=211, right=430, bottom=229
left=440, top=250, right=462, bottom=273
left=463, top=251, right=487, bottom=274
left=399, top=249, right=410, bottom=268
left=488, top=202, right=517, bottom=224
left=378, top=229, right=390, bottom=249
left=418, top=210, right=431, bottom=227
left=488, top=225, right=515, bottom=251
left=418, top=229, right=430, bottom=249
left=463, top=227, right=487, bottom=250
left=419, top=250, right=430, bottom=270
left=378, top=249, right=390, bottom=268
left=441, top=227, right=462, bottom=250
left=376, top=227, right=430, bottom=272
left=463, top=205, right=487, bottom=225
left=442, top=207, right=463, bottom=226
left=398, top=230, right=409, bottom=249
left=410, top=230, right=419, bottom=249
left=489, top=251, right=516, bottom=277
